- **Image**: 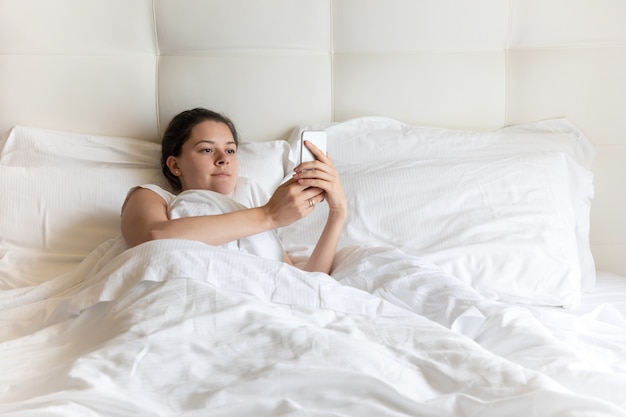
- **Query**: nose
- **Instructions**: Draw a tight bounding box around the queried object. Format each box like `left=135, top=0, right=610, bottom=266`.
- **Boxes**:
left=215, top=150, right=229, bottom=166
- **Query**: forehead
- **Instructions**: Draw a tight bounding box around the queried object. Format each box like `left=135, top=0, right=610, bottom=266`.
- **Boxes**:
left=188, top=120, right=235, bottom=144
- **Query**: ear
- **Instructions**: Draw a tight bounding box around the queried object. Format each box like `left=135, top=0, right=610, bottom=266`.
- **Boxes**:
left=166, top=155, right=181, bottom=176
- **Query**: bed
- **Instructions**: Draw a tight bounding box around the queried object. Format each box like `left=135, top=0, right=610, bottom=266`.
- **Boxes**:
left=1, top=1, right=626, bottom=416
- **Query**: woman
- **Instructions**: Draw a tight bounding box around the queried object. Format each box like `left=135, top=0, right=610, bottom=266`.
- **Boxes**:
left=121, top=108, right=347, bottom=274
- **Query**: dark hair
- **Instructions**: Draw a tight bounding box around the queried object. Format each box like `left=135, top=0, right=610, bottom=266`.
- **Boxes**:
left=161, top=108, right=239, bottom=192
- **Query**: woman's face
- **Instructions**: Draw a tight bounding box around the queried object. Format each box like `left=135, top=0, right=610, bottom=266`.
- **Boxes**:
left=167, top=120, right=239, bottom=195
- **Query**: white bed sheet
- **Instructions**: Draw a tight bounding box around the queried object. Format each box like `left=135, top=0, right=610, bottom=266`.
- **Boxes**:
left=1, top=238, right=625, bottom=416
left=579, top=272, right=626, bottom=316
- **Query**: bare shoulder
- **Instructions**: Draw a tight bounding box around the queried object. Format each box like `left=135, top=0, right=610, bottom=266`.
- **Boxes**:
left=121, top=187, right=170, bottom=247
left=121, top=187, right=168, bottom=219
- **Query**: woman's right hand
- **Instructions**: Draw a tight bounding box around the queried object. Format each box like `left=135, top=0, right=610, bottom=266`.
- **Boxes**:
left=263, top=178, right=325, bottom=228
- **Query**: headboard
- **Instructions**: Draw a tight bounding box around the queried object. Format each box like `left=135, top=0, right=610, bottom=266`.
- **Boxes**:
left=1, top=0, right=625, bottom=275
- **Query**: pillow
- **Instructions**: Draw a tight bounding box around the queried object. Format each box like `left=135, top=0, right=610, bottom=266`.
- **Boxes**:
left=0, top=166, right=169, bottom=289
left=237, top=140, right=290, bottom=195
left=285, top=116, right=595, bottom=169
left=279, top=117, right=595, bottom=307
left=0, top=125, right=162, bottom=168
left=0, top=125, right=290, bottom=196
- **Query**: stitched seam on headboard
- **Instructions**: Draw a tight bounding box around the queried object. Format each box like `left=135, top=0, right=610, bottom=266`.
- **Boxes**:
left=151, top=0, right=161, bottom=137
left=504, top=0, right=514, bottom=128
left=330, top=0, right=335, bottom=123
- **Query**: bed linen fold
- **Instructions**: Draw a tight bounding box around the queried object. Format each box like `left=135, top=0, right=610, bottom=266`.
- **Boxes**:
left=1, top=239, right=625, bottom=416
left=332, top=245, right=626, bottom=410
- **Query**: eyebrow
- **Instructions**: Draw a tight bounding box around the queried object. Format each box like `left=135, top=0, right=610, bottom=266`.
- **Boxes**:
left=193, top=139, right=237, bottom=146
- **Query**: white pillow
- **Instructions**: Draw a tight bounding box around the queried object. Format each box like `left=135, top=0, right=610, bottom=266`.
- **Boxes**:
left=286, top=116, right=595, bottom=169
left=237, top=140, right=290, bottom=195
left=280, top=117, right=595, bottom=307
left=0, top=125, right=289, bottom=196
left=0, top=166, right=169, bottom=289
left=0, top=125, right=162, bottom=168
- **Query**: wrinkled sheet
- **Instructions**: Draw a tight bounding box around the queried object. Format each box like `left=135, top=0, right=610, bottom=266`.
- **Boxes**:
left=1, top=239, right=625, bottom=417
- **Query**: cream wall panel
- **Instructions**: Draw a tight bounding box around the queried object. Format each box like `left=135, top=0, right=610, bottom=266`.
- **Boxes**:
left=592, top=246, right=626, bottom=276
left=505, top=48, right=626, bottom=145
left=590, top=145, right=626, bottom=275
left=0, top=56, right=158, bottom=139
left=158, top=54, right=332, bottom=142
left=0, top=0, right=155, bottom=54
left=590, top=146, right=626, bottom=244
left=334, top=52, right=505, bottom=130
left=333, top=0, right=508, bottom=52
left=510, top=0, right=626, bottom=48
left=155, top=0, right=331, bottom=53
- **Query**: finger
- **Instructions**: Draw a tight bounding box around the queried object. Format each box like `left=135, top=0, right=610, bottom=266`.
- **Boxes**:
left=303, top=187, right=325, bottom=200
left=294, top=162, right=335, bottom=181
left=304, top=140, right=328, bottom=161
left=297, top=153, right=334, bottom=171
left=283, top=177, right=314, bottom=194
left=295, top=171, right=337, bottom=192
left=296, top=142, right=331, bottom=172
left=304, top=192, right=327, bottom=209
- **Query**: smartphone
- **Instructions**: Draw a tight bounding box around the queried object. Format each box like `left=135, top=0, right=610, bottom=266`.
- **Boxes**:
left=300, top=130, right=327, bottom=164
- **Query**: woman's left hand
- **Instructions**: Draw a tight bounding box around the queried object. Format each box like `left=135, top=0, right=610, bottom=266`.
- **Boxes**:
left=293, top=140, right=347, bottom=220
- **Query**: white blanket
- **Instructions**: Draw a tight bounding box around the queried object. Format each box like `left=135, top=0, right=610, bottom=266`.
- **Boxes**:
left=168, top=187, right=285, bottom=262
left=1, top=238, right=625, bottom=416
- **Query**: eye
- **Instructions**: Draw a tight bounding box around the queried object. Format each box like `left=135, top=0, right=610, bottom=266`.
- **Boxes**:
left=200, top=147, right=213, bottom=154
left=227, top=148, right=237, bottom=155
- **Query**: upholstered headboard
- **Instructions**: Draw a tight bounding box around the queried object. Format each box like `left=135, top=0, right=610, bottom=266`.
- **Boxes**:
left=1, top=0, right=625, bottom=275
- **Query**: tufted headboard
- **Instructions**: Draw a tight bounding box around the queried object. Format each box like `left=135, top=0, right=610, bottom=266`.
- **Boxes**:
left=1, top=0, right=625, bottom=274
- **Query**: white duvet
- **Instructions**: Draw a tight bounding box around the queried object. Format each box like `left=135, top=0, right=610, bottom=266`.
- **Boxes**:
left=1, top=235, right=626, bottom=416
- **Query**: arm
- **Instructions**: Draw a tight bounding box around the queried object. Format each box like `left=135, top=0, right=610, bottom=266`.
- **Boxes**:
left=121, top=187, right=273, bottom=248
left=121, top=179, right=326, bottom=249
left=292, top=141, right=348, bottom=274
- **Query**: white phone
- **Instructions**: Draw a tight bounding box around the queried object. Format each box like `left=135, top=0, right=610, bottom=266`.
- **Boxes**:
left=300, top=130, right=327, bottom=164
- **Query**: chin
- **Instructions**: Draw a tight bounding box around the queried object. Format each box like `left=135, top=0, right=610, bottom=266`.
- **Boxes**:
left=211, top=184, right=236, bottom=196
